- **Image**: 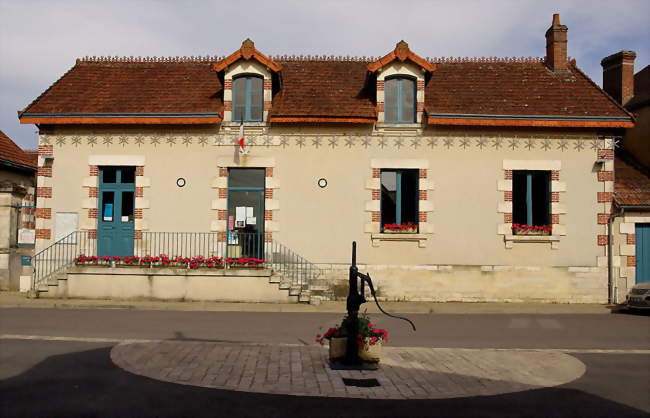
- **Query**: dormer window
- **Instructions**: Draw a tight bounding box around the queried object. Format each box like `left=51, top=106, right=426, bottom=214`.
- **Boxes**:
left=232, top=75, right=264, bottom=122
left=384, top=77, right=416, bottom=123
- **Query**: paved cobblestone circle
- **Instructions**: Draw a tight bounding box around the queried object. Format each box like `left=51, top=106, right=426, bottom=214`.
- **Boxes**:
left=111, top=341, right=586, bottom=399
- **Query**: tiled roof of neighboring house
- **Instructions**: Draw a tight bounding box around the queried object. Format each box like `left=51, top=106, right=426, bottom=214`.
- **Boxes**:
left=626, top=65, right=650, bottom=110
left=0, top=130, right=37, bottom=169
left=614, top=154, right=650, bottom=206
left=19, top=56, right=631, bottom=125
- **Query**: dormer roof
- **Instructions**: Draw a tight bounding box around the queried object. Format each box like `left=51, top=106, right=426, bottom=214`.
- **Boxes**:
left=367, top=41, right=436, bottom=73
left=213, top=39, right=282, bottom=73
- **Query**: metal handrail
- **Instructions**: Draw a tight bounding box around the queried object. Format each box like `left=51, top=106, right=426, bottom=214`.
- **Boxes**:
left=31, top=231, right=321, bottom=297
left=32, top=230, right=96, bottom=291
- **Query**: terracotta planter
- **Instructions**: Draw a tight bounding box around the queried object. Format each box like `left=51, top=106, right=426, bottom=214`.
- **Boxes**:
left=329, top=337, right=347, bottom=360
left=359, top=339, right=382, bottom=362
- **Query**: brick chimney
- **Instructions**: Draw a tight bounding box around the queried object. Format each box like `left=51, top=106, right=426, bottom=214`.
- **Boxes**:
left=545, top=14, right=568, bottom=72
left=601, top=50, right=637, bottom=105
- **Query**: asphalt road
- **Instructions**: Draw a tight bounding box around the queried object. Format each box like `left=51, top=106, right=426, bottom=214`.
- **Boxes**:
left=1, top=308, right=649, bottom=417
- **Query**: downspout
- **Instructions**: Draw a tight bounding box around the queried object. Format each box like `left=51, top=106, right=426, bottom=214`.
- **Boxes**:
left=608, top=205, right=623, bottom=304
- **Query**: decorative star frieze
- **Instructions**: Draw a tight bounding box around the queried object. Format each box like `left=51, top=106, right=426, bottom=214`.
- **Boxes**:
left=134, top=134, right=145, bottom=146
left=557, top=139, right=568, bottom=151
left=56, top=136, right=66, bottom=145
left=508, top=137, right=519, bottom=150
left=524, top=137, right=535, bottom=150
left=328, top=137, right=338, bottom=148
left=263, top=136, right=273, bottom=147
left=459, top=136, right=470, bottom=149
left=182, top=135, right=193, bottom=145
left=590, top=140, right=599, bottom=150
left=361, top=137, right=372, bottom=148
left=410, top=138, right=420, bottom=149
left=118, top=135, right=129, bottom=146
left=295, top=137, right=306, bottom=148
left=87, top=136, right=97, bottom=146
left=166, top=135, right=176, bottom=145
left=71, top=136, right=81, bottom=146
left=102, top=135, right=113, bottom=145
left=40, top=135, right=51, bottom=145
left=378, top=137, right=387, bottom=148
left=476, top=137, right=487, bottom=149
left=198, top=135, right=208, bottom=146
left=394, top=137, right=404, bottom=149
left=443, top=137, right=454, bottom=149
left=344, top=137, right=355, bottom=148
left=427, top=137, right=438, bottom=148
left=150, top=134, right=161, bottom=145
left=541, top=139, right=552, bottom=151
left=573, top=140, right=585, bottom=151
left=492, top=137, right=502, bottom=149
left=280, top=137, right=289, bottom=148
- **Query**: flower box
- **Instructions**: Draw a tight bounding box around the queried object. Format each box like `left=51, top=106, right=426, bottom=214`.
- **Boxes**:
left=511, top=224, right=552, bottom=236
left=329, top=337, right=347, bottom=360
left=359, top=338, right=382, bottom=362
left=383, top=222, right=418, bottom=234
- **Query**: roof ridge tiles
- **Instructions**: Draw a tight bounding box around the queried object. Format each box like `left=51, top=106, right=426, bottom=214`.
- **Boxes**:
left=75, top=55, right=548, bottom=64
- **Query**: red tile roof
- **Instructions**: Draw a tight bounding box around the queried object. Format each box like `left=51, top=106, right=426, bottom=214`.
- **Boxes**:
left=615, top=154, right=650, bottom=206
left=0, top=130, right=37, bottom=169
left=20, top=56, right=632, bottom=126
left=367, top=41, right=436, bottom=73
left=425, top=61, right=628, bottom=118
left=269, top=60, right=376, bottom=121
left=22, top=61, right=222, bottom=116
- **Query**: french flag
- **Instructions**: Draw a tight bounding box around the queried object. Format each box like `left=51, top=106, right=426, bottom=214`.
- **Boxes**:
left=237, top=123, right=249, bottom=154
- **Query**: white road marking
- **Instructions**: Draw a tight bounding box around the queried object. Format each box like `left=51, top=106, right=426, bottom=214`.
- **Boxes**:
left=1, top=334, right=649, bottom=354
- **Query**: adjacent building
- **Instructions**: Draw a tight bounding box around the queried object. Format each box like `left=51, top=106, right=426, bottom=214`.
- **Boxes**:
left=17, top=15, right=636, bottom=303
left=0, top=130, right=37, bottom=290
left=601, top=51, right=650, bottom=299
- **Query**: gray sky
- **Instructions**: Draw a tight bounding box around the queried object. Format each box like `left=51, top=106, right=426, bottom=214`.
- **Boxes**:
left=1, top=0, right=648, bottom=149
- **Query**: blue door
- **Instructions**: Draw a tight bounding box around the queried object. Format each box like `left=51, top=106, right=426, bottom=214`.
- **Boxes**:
left=97, top=167, right=135, bottom=257
left=636, top=223, right=650, bottom=283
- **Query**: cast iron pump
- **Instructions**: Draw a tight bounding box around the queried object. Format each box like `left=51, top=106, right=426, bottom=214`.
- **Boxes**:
left=342, top=241, right=416, bottom=366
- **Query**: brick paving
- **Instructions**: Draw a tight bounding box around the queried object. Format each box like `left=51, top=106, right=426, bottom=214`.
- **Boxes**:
left=111, top=341, right=586, bottom=399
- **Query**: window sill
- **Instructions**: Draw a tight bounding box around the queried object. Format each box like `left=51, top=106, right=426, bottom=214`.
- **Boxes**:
left=374, top=123, right=423, bottom=135
left=371, top=233, right=428, bottom=248
left=504, top=234, right=560, bottom=249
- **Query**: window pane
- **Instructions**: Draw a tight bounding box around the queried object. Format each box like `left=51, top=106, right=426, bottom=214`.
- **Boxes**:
left=249, top=76, right=263, bottom=91
left=384, top=106, right=398, bottom=123
left=102, top=192, right=114, bottom=221
left=233, top=77, right=246, bottom=108
left=249, top=105, right=263, bottom=122
left=120, top=167, right=135, bottom=184
left=381, top=171, right=397, bottom=226
left=512, top=171, right=527, bottom=225
left=233, top=106, right=245, bottom=122
left=121, top=191, right=134, bottom=222
left=384, top=78, right=398, bottom=109
left=102, top=167, right=116, bottom=183
left=532, top=171, right=551, bottom=225
left=400, top=170, right=418, bottom=226
left=400, top=79, right=416, bottom=122
left=229, top=168, right=265, bottom=188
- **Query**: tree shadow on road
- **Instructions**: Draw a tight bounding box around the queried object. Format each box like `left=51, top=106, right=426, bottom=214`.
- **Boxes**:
left=0, top=346, right=647, bottom=418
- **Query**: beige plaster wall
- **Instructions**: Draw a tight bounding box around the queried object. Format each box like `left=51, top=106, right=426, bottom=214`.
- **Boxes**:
left=38, top=126, right=609, bottom=301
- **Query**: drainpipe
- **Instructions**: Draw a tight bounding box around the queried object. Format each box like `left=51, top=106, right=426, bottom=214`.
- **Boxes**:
left=608, top=206, right=623, bottom=304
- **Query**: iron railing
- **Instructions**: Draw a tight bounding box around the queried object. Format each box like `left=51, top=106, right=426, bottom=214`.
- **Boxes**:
left=32, top=230, right=96, bottom=291
left=31, top=231, right=321, bottom=295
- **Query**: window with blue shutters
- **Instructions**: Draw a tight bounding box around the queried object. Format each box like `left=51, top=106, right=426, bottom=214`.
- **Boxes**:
left=232, top=75, right=264, bottom=122
left=381, top=169, right=419, bottom=232
left=384, top=77, right=416, bottom=123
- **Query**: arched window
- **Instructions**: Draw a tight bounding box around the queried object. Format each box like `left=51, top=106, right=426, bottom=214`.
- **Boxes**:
left=384, top=77, right=416, bottom=123
left=232, top=75, right=264, bottom=122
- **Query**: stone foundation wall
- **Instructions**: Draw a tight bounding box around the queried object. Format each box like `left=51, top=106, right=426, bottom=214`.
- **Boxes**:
left=315, top=264, right=608, bottom=303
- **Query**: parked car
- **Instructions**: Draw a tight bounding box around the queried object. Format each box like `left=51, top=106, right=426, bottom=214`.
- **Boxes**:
left=626, top=282, right=650, bottom=311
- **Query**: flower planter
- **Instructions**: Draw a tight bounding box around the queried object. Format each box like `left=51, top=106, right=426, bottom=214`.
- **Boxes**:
left=359, top=339, right=382, bottom=362
left=329, top=337, right=347, bottom=360
left=328, top=337, right=382, bottom=363
left=383, top=229, right=417, bottom=234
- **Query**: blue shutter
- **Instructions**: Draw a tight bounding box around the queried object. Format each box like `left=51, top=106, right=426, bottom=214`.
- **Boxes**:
left=384, top=77, right=415, bottom=123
